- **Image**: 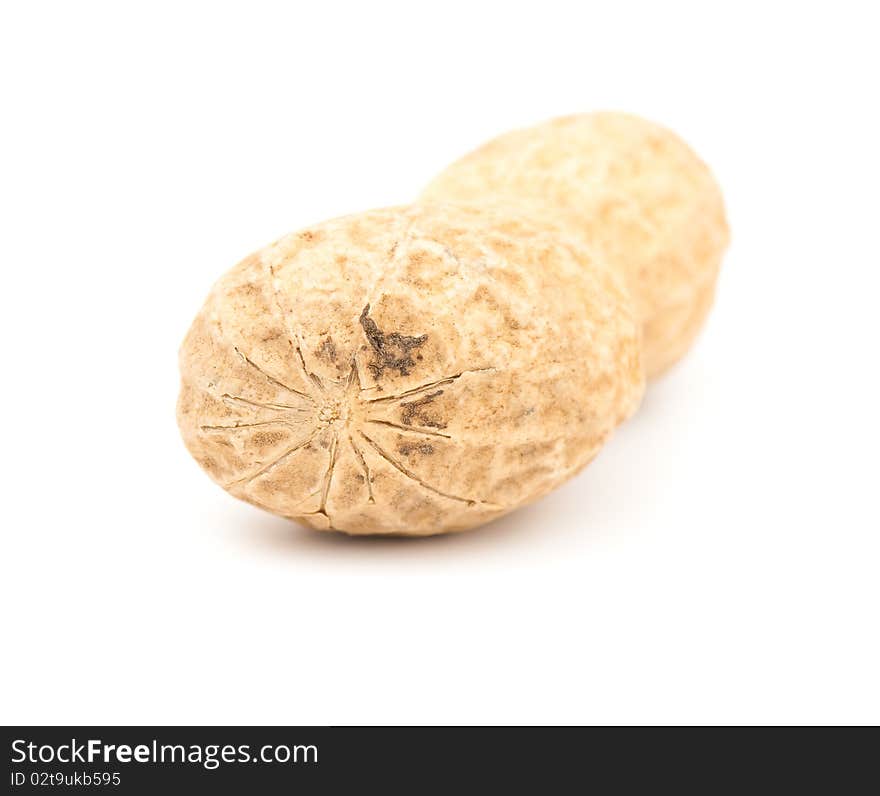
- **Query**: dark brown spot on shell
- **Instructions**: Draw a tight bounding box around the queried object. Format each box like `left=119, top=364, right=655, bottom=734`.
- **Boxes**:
left=400, top=390, right=447, bottom=429
left=397, top=441, right=435, bottom=456
left=314, top=336, right=337, bottom=363
left=359, top=303, right=428, bottom=378
left=252, top=431, right=287, bottom=447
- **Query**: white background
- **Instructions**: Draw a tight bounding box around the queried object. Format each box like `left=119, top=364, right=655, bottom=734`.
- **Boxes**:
left=2, top=1, right=878, bottom=725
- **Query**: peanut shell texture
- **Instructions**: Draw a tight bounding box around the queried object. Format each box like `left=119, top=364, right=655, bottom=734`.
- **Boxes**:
left=422, top=112, right=729, bottom=378
left=177, top=203, right=644, bottom=535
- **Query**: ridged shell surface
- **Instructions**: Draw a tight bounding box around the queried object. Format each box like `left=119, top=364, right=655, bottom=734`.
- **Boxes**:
left=177, top=203, right=643, bottom=535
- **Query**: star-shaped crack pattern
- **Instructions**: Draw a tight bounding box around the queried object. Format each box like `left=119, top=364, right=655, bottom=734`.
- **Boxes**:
left=204, top=307, right=495, bottom=528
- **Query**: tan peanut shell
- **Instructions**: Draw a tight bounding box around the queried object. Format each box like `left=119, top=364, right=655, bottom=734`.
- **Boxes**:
left=177, top=203, right=644, bottom=535
left=421, top=112, right=730, bottom=378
